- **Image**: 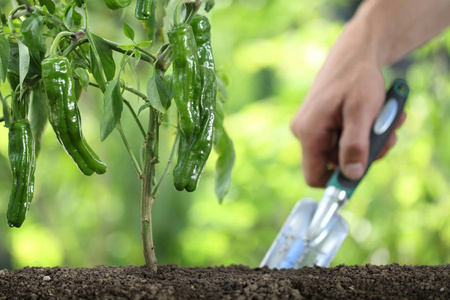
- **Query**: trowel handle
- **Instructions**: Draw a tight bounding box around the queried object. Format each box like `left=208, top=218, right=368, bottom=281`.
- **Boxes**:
left=327, top=79, right=409, bottom=198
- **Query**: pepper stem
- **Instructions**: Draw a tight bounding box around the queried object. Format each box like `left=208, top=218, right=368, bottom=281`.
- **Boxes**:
left=49, top=31, right=75, bottom=58
left=174, top=1, right=185, bottom=26
left=7, top=5, right=27, bottom=34
left=174, top=0, right=202, bottom=25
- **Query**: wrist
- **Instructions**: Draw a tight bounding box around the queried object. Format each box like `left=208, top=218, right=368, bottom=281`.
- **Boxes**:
left=344, top=6, right=388, bottom=67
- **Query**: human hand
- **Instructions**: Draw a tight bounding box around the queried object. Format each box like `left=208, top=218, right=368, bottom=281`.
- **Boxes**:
left=290, top=27, right=406, bottom=187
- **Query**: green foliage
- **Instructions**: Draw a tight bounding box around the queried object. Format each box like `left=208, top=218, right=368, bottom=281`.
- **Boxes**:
left=0, top=0, right=449, bottom=269
left=0, top=35, right=10, bottom=82
left=101, top=72, right=123, bottom=141
left=145, top=66, right=170, bottom=113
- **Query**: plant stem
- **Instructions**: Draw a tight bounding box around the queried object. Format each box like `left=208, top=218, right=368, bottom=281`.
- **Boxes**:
left=152, top=131, right=179, bottom=196
left=116, top=121, right=142, bottom=177
left=141, top=107, right=160, bottom=271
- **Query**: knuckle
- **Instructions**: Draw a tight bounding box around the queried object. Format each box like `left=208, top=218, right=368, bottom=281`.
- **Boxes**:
left=292, top=117, right=313, bottom=141
left=342, top=140, right=366, bottom=158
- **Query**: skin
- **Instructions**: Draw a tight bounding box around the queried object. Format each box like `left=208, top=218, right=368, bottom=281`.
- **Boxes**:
left=291, top=0, right=450, bottom=187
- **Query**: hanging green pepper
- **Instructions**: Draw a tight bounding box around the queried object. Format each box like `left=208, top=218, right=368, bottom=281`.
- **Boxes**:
left=135, top=0, right=153, bottom=20
left=168, top=23, right=202, bottom=137
left=7, top=120, right=36, bottom=228
left=104, top=0, right=131, bottom=10
left=173, top=15, right=216, bottom=192
left=41, top=56, right=107, bottom=175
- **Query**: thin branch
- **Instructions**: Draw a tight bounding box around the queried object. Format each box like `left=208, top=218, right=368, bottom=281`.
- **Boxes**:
left=116, top=121, right=143, bottom=177
left=152, top=131, right=179, bottom=197
left=84, top=79, right=149, bottom=103
left=7, top=5, right=26, bottom=34
left=123, top=98, right=146, bottom=138
left=103, top=39, right=156, bottom=63
left=123, top=84, right=149, bottom=102
left=62, top=37, right=88, bottom=57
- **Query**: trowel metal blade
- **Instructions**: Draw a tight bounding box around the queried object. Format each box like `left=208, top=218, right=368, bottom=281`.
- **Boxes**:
left=260, top=198, right=349, bottom=268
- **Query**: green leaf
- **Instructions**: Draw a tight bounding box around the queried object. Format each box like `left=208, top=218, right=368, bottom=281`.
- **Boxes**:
left=137, top=41, right=152, bottom=49
left=138, top=102, right=151, bottom=115
left=92, top=34, right=116, bottom=81
left=123, top=21, right=135, bottom=41
left=74, top=78, right=82, bottom=101
left=17, top=40, right=30, bottom=93
left=73, top=58, right=90, bottom=70
left=88, top=37, right=106, bottom=91
left=0, top=10, right=7, bottom=25
left=117, top=44, right=134, bottom=51
left=0, top=93, right=11, bottom=128
left=214, top=125, right=235, bottom=203
left=125, top=51, right=140, bottom=90
left=30, top=84, right=47, bottom=157
left=0, top=35, right=10, bottom=83
left=87, top=31, right=116, bottom=91
left=39, top=0, right=56, bottom=14
left=134, top=49, right=141, bottom=67
left=146, top=68, right=170, bottom=113
left=213, top=101, right=235, bottom=203
left=101, top=76, right=123, bottom=141
left=64, top=3, right=83, bottom=31
left=163, top=74, right=173, bottom=101
left=74, top=67, right=90, bottom=91
left=216, top=75, right=228, bottom=103
left=20, top=15, right=45, bottom=61
left=74, top=0, right=85, bottom=7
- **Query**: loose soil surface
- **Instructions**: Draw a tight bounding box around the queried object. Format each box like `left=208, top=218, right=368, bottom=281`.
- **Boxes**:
left=0, top=263, right=448, bottom=299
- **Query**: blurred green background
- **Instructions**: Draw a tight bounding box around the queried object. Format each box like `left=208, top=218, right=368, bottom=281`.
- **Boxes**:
left=1, top=0, right=450, bottom=269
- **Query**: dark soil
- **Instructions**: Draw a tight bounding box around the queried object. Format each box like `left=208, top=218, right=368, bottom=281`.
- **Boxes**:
left=0, top=263, right=448, bottom=299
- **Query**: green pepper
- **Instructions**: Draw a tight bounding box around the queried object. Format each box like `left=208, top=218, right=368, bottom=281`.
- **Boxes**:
left=41, top=56, right=107, bottom=176
left=135, top=0, right=153, bottom=20
left=168, top=23, right=202, bottom=137
left=7, top=120, right=36, bottom=228
left=104, top=0, right=131, bottom=10
left=29, top=85, right=48, bottom=158
left=173, top=16, right=216, bottom=192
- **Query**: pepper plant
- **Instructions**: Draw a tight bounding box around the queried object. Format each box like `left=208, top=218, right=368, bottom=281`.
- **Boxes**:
left=0, top=0, right=234, bottom=271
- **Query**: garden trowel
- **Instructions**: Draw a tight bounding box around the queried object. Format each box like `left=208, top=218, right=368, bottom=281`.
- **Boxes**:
left=260, top=79, right=409, bottom=269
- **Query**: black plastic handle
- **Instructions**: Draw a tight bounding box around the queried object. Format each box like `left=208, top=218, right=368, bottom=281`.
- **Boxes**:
left=326, top=79, right=410, bottom=197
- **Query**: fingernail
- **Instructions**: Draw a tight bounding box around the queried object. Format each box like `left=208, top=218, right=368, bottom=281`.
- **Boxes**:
left=343, top=162, right=364, bottom=180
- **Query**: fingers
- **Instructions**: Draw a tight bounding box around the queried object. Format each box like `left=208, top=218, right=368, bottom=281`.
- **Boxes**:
left=291, top=116, right=337, bottom=187
left=339, top=82, right=386, bottom=180
left=339, top=102, right=407, bottom=180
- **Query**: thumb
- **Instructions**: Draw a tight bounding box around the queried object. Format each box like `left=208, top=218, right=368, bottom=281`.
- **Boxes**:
left=339, top=90, right=384, bottom=180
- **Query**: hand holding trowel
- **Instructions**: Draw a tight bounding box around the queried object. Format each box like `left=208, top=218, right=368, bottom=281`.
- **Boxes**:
left=261, top=79, right=409, bottom=269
